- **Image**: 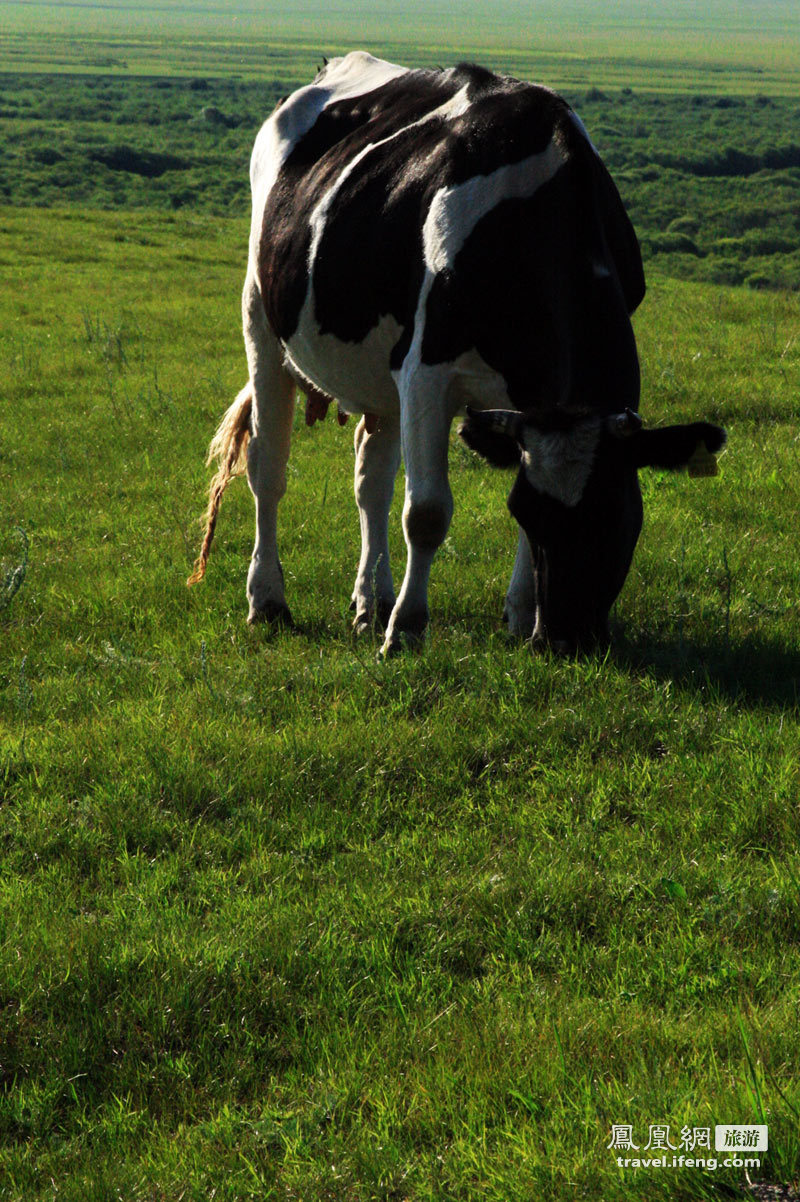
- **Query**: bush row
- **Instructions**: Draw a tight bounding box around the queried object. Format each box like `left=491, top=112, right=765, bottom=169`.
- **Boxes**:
left=2, top=72, right=799, bottom=289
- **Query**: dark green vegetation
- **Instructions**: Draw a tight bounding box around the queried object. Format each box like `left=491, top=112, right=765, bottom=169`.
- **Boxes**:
left=3, top=70, right=800, bottom=290
left=0, top=72, right=279, bottom=215
left=1, top=194, right=799, bottom=1198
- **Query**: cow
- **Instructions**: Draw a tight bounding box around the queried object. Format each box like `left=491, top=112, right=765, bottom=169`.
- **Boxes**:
left=188, top=51, right=726, bottom=656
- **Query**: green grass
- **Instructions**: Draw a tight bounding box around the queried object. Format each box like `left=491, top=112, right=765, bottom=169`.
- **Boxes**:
left=0, top=1, right=799, bottom=94
left=2, top=204, right=800, bottom=1199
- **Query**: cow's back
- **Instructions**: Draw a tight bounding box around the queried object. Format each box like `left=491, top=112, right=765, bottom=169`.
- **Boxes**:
left=251, top=52, right=644, bottom=415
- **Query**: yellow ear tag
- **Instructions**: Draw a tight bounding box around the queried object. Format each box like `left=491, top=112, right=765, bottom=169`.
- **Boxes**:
left=687, top=442, right=719, bottom=478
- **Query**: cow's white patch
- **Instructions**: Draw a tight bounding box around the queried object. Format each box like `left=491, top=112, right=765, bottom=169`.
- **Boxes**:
left=283, top=309, right=404, bottom=415
left=248, top=52, right=409, bottom=263
left=520, top=421, right=600, bottom=507
left=319, top=52, right=408, bottom=107
left=284, top=332, right=510, bottom=426
left=422, top=139, right=567, bottom=275
left=445, top=348, right=514, bottom=410
left=392, top=348, right=516, bottom=429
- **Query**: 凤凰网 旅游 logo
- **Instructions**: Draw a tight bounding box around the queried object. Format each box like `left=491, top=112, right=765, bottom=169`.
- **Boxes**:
left=608, top=1124, right=768, bottom=1170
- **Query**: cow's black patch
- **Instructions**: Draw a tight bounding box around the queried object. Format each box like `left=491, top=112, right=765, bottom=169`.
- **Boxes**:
left=458, top=419, right=521, bottom=468
left=451, top=61, right=504, bottom=96
left=421, top=137, right=643, bottom=415
left=257, top=65, right=602, bottom=364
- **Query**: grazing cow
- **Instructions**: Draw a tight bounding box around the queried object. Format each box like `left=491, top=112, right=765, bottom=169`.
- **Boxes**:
left=189, top=51, right=725, bottom=655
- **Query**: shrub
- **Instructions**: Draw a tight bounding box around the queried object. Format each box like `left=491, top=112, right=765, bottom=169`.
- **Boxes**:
left=30, top=147, right=65, bottom=165
left=698, top=147, right=761, bottom=177
left=746, top=272, right=772, bottom=290
left=705, top=259, right=747, bottom=286
left=763, top=145, right=800, bottom=171
left=88, top=145, right=189, bottom=177
left=744, top=232, right=797, bottom=256
left=195, top=106, right=234, bottom=129
left=667, top=215, right=700, bottom=236
left=647, top=232, right=702, bottom=256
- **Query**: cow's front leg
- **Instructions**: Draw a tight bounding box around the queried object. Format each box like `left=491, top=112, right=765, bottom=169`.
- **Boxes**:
left=242, top=271, right=295, bottom=625
left=381, top=380, right=454, bottom=656
left=351, top=413, right=401, bottom=633
left=504, top=527, right=538, bottom=638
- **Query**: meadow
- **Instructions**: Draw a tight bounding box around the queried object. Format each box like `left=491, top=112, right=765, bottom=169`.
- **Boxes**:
left=2, top=13, right=800, bottom=1201
left=2, top=0, right=800, bottom=92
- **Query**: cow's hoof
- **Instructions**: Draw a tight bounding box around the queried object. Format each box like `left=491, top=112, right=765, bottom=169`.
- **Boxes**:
left=504, top=611, right=536, bottom=640
left=529, top=634, right=575, bottom=657
left=248, top=600, right=294, bottom=628
left=549, top=639, right=576, bottom=657
left=352, top=611, right=373, bottom=636
left=379, top=631, right=422, bottom=658
left=502, top=592, right=537, bottom=637
left=379, top=612, right=427, bottom=657
left=351, top=597, right=395, bottom=635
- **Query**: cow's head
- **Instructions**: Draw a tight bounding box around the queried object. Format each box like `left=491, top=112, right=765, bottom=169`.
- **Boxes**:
left=459, top=406, right=726, bottom=654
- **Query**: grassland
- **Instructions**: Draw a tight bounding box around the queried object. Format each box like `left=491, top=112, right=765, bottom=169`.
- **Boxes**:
left=1, top=0, right=800, bottom=94
left=1, top=195, right=799, bottom=1199
left=2, top=5, right=800, bottom=1196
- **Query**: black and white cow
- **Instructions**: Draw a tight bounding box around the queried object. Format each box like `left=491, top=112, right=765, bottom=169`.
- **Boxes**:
left=189, top=51, right=725, bottom=655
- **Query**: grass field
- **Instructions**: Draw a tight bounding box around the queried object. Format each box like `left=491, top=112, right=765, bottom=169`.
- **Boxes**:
left=1, top=4, right=800, bottom=1195
left=1, top=0, right=800, bottom=93
left=1, top=195, right=799, bottom=1200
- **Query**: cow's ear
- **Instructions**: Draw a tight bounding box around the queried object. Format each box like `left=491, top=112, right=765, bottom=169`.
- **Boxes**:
left=630, top=422, right=727, bottom=474
left=458, top=407, right=523, bottom=469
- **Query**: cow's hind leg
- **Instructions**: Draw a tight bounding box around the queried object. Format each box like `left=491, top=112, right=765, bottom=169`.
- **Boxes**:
left=243, top=271, right=295, bottom=625
left=504, top=527, right=538, bottom=638
left=381, top=374, right=454, bottom=656
left=351, top=413, right=401, bottom=633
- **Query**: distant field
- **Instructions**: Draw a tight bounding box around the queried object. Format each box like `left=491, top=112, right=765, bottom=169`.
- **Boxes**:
left=1, top=0, right=800, bottom=93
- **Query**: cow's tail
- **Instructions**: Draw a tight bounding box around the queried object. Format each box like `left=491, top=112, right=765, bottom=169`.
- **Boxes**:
left=187, top=383, right=253, bottom=586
